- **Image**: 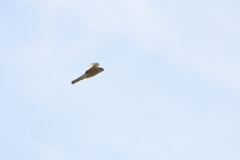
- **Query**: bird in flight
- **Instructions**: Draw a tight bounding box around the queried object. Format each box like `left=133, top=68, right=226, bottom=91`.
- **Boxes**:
left=71, top=62, right=104, bottom=84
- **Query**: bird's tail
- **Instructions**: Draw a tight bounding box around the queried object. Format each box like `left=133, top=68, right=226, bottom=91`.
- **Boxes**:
left=71, top=74, right=86, bottom=84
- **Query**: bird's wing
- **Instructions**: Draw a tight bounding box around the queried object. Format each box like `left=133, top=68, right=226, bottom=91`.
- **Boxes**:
left=86, top=63, right=99, bottom=72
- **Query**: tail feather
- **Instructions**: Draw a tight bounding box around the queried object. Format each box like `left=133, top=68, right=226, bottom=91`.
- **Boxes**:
left=71, top=74, right=86, bottom=84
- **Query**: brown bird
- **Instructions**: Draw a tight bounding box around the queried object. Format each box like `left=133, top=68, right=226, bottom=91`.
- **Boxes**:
left=71, top=63, right=104, bottom=84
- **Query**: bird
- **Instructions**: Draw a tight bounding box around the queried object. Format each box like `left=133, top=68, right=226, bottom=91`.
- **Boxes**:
left=71, top=62, right=104, bottom=84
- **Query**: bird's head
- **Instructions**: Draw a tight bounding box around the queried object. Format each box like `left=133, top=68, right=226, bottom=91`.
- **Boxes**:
left=98, top=67, right=104, bottom=72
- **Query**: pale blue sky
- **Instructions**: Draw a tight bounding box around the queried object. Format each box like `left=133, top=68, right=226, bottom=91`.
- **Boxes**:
left=0, top=0, right=240, bottom=160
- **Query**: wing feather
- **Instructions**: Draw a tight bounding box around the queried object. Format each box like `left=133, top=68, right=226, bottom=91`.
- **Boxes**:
left=86, top=63, right=99, bottom=72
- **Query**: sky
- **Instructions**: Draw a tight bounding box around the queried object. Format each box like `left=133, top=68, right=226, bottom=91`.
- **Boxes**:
left=0, top=0, right=240, bottom=159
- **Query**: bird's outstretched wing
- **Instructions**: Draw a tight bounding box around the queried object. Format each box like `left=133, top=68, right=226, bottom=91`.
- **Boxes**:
left=86, top=63, right=99, bottom=72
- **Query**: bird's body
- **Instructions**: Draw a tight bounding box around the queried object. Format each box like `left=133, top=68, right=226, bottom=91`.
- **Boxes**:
left=71, top=63, right=104, bottom=84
